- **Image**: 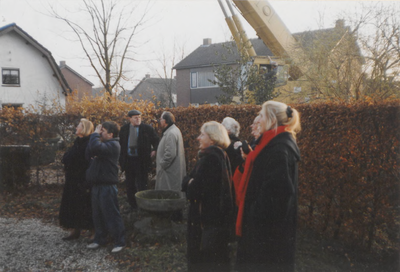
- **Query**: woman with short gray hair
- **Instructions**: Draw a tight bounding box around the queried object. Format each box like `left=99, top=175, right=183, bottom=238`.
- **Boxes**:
left=221, top=117, right=240, bottom=137
left=221, top=117, right=242, bottom=173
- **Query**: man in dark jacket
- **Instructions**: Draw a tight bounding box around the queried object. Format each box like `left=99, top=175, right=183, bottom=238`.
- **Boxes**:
left=86, top=121, right=125, bottom=254
left=119, top=110, right=159, bottom=209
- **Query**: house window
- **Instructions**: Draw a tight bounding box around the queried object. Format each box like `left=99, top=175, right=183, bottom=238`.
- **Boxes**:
left=191, top=72, right=197, bottom=88
left=2, top=68, right=20, bottom=85
left=190, top=71, right=217, bottom=88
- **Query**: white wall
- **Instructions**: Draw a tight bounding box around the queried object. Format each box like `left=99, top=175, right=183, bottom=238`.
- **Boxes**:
left=0, top=31, right=66, bottom=109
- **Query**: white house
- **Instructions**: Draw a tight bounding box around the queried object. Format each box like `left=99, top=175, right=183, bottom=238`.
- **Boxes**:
left=0, top=23, right=70, bottom=109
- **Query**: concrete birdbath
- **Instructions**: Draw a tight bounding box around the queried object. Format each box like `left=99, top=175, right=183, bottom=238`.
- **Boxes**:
left=134, top=190, right=186, bottom=238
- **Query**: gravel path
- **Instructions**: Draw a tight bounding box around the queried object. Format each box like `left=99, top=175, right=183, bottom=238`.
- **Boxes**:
left=0, top=218, right=119, bottom=271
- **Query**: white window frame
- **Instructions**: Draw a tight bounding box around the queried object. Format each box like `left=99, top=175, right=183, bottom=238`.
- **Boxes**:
left=190, top=71, right=217, bottom=89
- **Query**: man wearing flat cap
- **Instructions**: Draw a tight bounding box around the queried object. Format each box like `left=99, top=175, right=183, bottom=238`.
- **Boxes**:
left=119, top=110, right=159, bottom=209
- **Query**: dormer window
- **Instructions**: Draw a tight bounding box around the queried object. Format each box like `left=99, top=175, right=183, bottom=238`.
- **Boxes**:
left=2, top=68, right=20, bottom=86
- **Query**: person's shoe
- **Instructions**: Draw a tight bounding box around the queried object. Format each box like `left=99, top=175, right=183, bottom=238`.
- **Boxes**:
left=111, top=246, right=124, bottom=253
left=87, top=243, right=100, bottom=249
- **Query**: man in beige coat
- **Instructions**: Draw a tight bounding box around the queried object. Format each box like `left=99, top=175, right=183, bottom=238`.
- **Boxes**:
left=155, top=111, right=186, bottom=197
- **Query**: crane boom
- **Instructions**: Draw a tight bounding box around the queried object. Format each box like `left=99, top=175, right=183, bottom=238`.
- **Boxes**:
left=232, top=0, right=297, bottom=60
left=218, top=0, right=256, bottom=58
left=225, top=0, right=257, bottom=57
left=218, top=0, right=304, bottom=89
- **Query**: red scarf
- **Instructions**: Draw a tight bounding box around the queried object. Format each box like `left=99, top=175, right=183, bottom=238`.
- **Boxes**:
left=233, top=125, right=288, bottom=236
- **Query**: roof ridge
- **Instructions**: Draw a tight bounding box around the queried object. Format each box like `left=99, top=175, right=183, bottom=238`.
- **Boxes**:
left=60, top=64, right=94, bottom=86
left=0, top=23, right=71, bottom=95
left=0, top=22, right=16, bottom=32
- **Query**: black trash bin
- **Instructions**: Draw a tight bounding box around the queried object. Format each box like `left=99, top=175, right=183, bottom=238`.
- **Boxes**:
left=0, top=145, right=30, bottom=190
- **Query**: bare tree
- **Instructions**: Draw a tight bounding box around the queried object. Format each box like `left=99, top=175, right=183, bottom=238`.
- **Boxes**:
left=288, top=2, right=400, bottom=102
left=350, top=2, right=400, bottom=99
left=289, top=18, right=364, bottom=102
left=152, top=40, right=186, bottom=108
left=49, top=0, right=151, bottom=96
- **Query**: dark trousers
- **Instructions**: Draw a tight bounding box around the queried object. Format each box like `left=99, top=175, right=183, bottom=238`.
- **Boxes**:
left=125, top=156, right=148, bottom=208
left=91, top=185, right=125, bottom=247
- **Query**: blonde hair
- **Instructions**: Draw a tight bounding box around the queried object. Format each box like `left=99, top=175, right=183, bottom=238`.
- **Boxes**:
left=261, top=101, right=301, bottom=138
left=80, top=118, right=94, bottom=137
left=201, top=121, right=231, bottom=149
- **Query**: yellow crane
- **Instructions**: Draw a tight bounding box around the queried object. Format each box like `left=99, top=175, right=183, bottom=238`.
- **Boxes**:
left=218, top=0, right=304, bottom=87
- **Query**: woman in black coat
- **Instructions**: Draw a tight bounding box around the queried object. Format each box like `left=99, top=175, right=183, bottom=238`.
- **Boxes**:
left=182, top=121, right=234, bottom=271
left=59, top=118, right=94, bottom=240
left=234, top=101, right=301, bottom=272
left=221, top=117, right=242, bottom=173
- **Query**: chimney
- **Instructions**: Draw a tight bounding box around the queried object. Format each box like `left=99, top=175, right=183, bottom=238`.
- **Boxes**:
left=145, top=74, right=150, bottom=79
left=203, top=38, right=212, bottom=46
left=60, top=60, right=66, bottom=67
left=335, top=19, right=345, bottom=29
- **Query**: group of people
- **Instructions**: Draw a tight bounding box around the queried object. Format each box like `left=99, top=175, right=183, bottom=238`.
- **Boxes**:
left=59, top=109, right=185, bottom=253
left=59, top=100, right=301, bottom=271
left=59, top=119, right=127, bottom=253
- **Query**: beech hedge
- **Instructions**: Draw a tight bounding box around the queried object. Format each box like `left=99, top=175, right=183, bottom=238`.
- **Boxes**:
left=156, top=101, right=399, bottom=255
left=0, top=100, right=398, bottom=255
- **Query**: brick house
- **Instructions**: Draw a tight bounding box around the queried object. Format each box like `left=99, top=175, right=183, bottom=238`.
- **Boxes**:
left=174, top=20, right=363, bottom=106
left=59, top=61, right=94, bottom=101
left=123, top=74, right=177, bottom=108
left=174, top=38, right=272, bottom=107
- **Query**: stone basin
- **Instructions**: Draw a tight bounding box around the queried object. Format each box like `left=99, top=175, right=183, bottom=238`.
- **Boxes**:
left=134, top=190, right=186, bottom=240
left=135, top=190, right=186, bottom=213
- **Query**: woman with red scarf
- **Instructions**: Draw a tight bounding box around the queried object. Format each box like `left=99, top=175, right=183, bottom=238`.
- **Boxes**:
left=182, top=121, right=234, bottom=271
left=235, top=101, right=301, bottom=272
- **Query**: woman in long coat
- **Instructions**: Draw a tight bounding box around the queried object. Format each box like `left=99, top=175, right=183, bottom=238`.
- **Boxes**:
left=59, top=118, right=94, bottom=240
left=235, top=101, right=301, bottom=272
left=182, top=121, right=233, bottom=271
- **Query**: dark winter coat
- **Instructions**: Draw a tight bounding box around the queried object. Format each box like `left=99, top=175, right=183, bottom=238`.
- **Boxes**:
left=85, top=133, right=121, bottom=185
left=225, top=134, right=243, bottom=173
left=236, top=132, right=301, bottom=272
left=59, top=136, right=93, bottom=229
left=119, top=122, right=159, bottom=173
left=182, top=146, right=233, bottom=272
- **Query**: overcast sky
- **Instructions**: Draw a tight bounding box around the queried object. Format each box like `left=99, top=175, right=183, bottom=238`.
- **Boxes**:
left=0, top=0, right=395, bottom=90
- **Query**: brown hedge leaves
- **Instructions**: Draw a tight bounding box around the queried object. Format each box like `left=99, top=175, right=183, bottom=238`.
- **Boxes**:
left=1, top=98, right=399, bottom=254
